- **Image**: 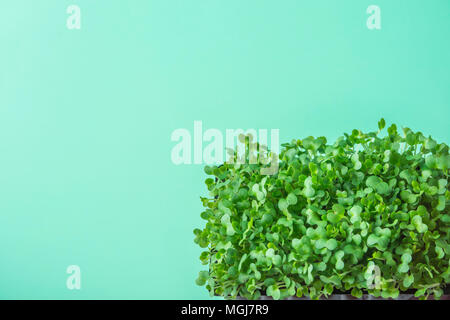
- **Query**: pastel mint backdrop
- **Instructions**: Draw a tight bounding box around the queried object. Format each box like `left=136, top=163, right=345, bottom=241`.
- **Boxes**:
left=0, top=1, right=448, bottom=299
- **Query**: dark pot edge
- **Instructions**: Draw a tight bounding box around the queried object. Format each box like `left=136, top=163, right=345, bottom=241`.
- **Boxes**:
left=216, top=285, right=450, bottom=298
left=236, top=293, right=450, bottom=300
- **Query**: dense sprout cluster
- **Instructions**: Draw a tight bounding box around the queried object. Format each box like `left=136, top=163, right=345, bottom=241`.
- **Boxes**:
left=194, top=120, right=449, bottom=299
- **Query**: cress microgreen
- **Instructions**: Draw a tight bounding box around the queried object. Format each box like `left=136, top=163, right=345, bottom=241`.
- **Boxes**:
left=195, top=120, right=449, bottom=300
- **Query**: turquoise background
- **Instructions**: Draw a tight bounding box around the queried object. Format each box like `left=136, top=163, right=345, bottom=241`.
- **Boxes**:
left=0, top=1, right=448, bottom=299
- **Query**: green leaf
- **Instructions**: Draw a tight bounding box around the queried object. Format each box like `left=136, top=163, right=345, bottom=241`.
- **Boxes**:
left=267, top=285, right=281, bottom=300
left=412, top=215, right=428, bottom=233
left=349, top=205, right=362, bottom=223
left=266, top=248, right=275, bottom=258
left=367, top=234, right=378, bottom=246
left=335, top=250, right=345, bottom=270
left=378, top=118, right=386, bottom=131
left=438, top=179, right=447, bottom=194
left=326, top=239, right=338, bottom=251
left=403, top=274, right=414, bottom=287
left=238, top=254, right=249, bottom=272
left=436, top=195, right=446, bottom=211
left=351, top=288, right=363, bottom=298
left=286, top=193, right=297, bottom=205
left=278, top=199, right=288, bottom=211
left=406, top=132, right=416, bottom=145
left=332, top=204, right=345, bottom=215
left=415, top=288, right=426, bottom=297
left=400, top=190, right=417, bottom=204
left=195, top=271, right=209, bottom=286
left=292, top=238, right=302, bottom=251
left=366, top=176, right=381, bottom=189
left=272, top=255, right=282, bottom=266
left=304, top=187, right=315, bottom=198
left=387, top=123, right=397, bottom=136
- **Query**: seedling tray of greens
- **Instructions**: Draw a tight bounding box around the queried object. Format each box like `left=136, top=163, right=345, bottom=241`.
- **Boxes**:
left=194, top=119, right=449, bottom=300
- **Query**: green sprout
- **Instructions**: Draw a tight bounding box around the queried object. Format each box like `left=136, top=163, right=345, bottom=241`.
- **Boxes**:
left=194, top=120, right=449, bottom=300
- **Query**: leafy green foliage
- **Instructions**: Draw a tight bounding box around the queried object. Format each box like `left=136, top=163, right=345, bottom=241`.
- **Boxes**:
left=194, top=120, right=449, bottom=300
